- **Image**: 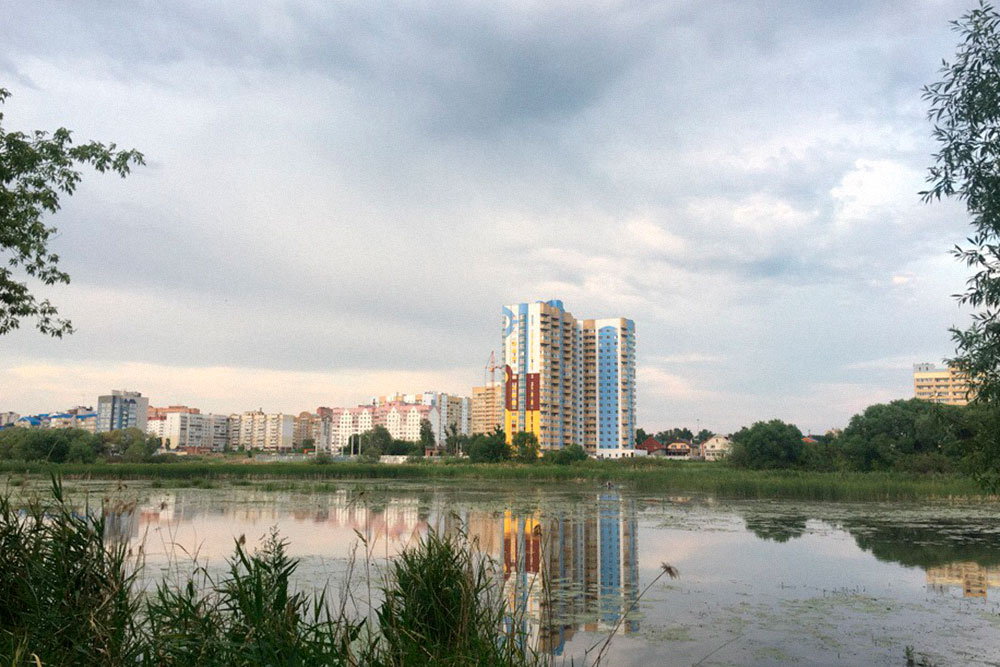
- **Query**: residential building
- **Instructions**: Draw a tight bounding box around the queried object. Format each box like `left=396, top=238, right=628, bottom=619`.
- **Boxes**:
left=581, top=317, right=637, bottom=457
left=96, top=390, right=149, bottom=433
left=913, top=363, right=973, bottom=406
left=330, top=402, right=441, bottom=455
left=0, top=412, right=18, bottom=427
left=702, top=435, right=732, bottom=461
left=502, top=300, right=636, bottom=458
left=294, top=411, right=332, bottom=451
left=49, top=409, right=98, bottom=433
left=229, top=410, right=295, bottom=451
left=148, top=405, right=200, bottom=420
left=147, top=411, right=231, bottom=451
left=372, top=391, right=470, bottom=446
left=471, top=384, right=503, bottom=434
left=636, top=436, right=665, bottom=456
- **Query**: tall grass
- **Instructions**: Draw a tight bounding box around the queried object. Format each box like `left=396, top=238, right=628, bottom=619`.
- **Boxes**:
left=0, top=480, right=545, bottom=667
left=0, top=476, right=143, bottom=665
left=0, top=459, right=989, bottom=500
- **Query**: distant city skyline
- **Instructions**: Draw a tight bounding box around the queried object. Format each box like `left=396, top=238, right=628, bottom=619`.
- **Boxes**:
left=0, top=1, right=976, bottom=433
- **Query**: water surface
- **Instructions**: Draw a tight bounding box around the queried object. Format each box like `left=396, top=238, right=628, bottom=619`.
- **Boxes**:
left=74, top=479, right=1000, bottom=665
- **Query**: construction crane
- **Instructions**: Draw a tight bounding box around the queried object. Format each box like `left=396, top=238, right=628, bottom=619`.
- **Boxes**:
left=485, top=351, right=500, bottom=430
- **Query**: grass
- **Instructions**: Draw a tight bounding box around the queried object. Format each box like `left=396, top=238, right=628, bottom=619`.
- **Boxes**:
left=0, top=478, right=546, bottom=667
left=0, top=458, right=990, bottom=500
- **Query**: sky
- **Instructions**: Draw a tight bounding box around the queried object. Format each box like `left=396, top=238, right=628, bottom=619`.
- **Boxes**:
left=0, top=0, right=979, bottom=434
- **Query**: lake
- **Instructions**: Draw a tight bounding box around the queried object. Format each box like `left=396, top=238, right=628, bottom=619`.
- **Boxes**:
left=81, top=479, right=1000, bottom=665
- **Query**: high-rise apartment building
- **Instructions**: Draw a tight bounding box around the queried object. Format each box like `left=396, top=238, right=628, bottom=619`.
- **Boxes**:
left=913, top=363, right=973, bottom=406
left=228, top=410, right=295, bottom=451
left=502, top=300, right=636, bottom=458
left=471, top=384, right=503, bottom=434
left=97, top=390, right=149, bottom=433
left=147, top=410, right=230, bottom=451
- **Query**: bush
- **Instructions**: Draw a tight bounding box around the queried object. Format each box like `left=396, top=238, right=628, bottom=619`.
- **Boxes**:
left=544, top=444, right=588, bottom=465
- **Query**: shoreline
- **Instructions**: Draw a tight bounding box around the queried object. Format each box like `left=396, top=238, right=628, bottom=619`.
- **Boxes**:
left=0, top=459, right=990, bottom=501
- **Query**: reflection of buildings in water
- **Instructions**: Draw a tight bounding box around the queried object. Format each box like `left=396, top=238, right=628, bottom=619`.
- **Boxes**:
left=132, top=491, right=430, bottom=554
left=926, top=562, right=1000, bottom=598
left=467, top=493, right=638, bottom=656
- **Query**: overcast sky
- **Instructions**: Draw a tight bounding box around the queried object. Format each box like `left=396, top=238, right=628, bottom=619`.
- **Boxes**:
left=0, top=0, right=978, bottom=433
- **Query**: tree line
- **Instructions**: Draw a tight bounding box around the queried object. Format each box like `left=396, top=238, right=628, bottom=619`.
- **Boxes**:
left=726, top=399, right=1000, bottom=487
left=0, top=427, right=161, bottom=463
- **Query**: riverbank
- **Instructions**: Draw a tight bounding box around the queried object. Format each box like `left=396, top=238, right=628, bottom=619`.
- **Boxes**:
left=0, top=459, right=989, bottom=501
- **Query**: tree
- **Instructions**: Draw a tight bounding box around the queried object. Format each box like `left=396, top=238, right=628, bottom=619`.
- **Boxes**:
left=839, top=399, right=971, bottom=472
left=923, top=1, right=1000, bottom=401
left=359, top=425, right=393, bottom=461
left=512, top=431, right=540, bottom=463
left=924, top=2, right=1000, bottom=485
left=0, top=88, right=144, bottom=336
left=728, top=419, right=804, bottom=469
left=419, top=419, right=435, bottom=451
left=654, top=427, right=693, bottom=443
left=544, top=443, right=588, bottom=465
left=635, top=428, right=649, bottom=445
left=695, top=429, right=714, bottom=444
left=467, top=428, right=510, bottom=463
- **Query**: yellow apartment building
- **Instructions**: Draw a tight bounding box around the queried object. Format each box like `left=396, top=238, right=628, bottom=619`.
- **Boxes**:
left=913, top=363, right=972, bottom=406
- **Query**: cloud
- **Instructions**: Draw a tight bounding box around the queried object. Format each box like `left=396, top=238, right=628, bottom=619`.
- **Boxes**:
left=0, top=0, right=977, bottom=433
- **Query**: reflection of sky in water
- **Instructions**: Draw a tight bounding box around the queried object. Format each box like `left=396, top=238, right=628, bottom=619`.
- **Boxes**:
left=96, top=482, right=1000, bottom=666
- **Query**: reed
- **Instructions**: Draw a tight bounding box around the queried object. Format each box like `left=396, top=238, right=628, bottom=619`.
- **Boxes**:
left=0, top=480, right=545, bottom=667
left=0, top=459, right=988, bottom=500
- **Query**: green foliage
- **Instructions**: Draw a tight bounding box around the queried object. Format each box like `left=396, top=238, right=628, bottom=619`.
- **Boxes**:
left=839, top=399, right=972, bottom=472
left=0, top=482, right=541, bottom=667
left=0, top=426, right=103, bottom=463
left=445, top=423, right=471, bottom=456
left=419, top=418, right=435, bottom=451
left=0, top=87, right=144, bottom=336
left=695, top=428, right=714, bottom=444
left=654, top=427, right=693, bottom=443
left=923, top=1, right=1000, bottom=429
left=963, top=402, right=1000, bottom=491
left=359, top=426, right=394, bottom=462
left=374, top=531, right=527, bottom=666
left=512, top=431, right=540, bottom=463
left=467, top=428, right=510, bottom=463
left=0, top=477, right=142, bottom=665
left=634, top=428, right=649, bottom=445
left=543, top=444, right=588, bottom=465
left=729, top=419, right=804, bottom=469
left=145, top=530, right=353, bottom=666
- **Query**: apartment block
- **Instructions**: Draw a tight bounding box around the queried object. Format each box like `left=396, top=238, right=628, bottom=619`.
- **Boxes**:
left=372, top=391, right=469, bottom=445
left=229, top=410, right=295, bottom=451
left=503, top=300, right=636, bottom=458
left=913, top=363, right=972, bottom=406
left=97, top=390, right=149, bottom=433
left=330, top=402, right=440, bottom=455
left=581, top=318, right=637, bottom=455
left=294, top=411, right=333, bottom=451
left=147, top=411, right=231, bottom=451
left=471, top=384, right=503, bottom=435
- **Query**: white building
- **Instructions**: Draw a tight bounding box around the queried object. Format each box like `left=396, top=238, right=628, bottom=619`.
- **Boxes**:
left=702, top=435, right=732, bottom=461
left=330, top=402, right=440, bottom=455
left=147, top=412, right=231, bottom=451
